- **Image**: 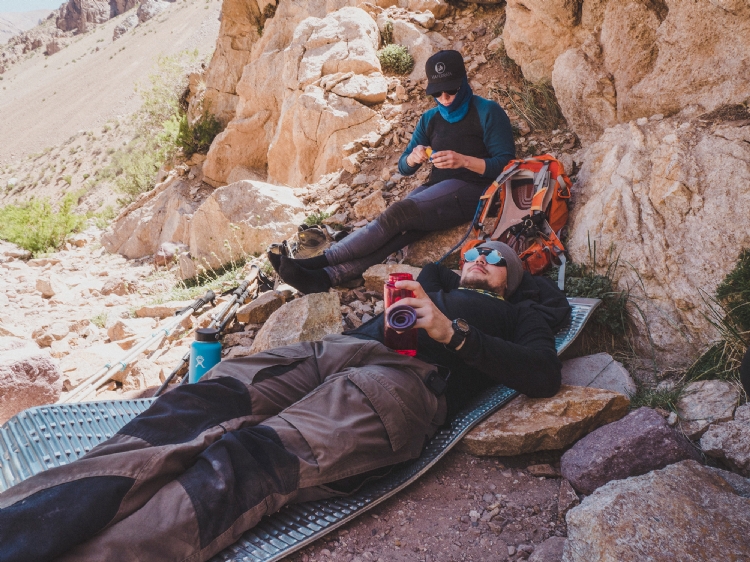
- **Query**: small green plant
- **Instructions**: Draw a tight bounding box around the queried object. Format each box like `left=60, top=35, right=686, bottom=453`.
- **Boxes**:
left=62, top=175, right=72, bottom=185
left=685, top=250, right=749, bottom=394
left=377, top=44, right=414, bottom=75
left=629, top=383, right=683, bottom=412
left=89, top=205, right=117, bottom=229
left=381, top=20, right=394, bottom=46
left=91, top=312, right=108, bottom=328
left=563, top=240, right=629, bottom=337
left=176, top=110, right=222, bottom=156
left=303, top=211, right=331, bottom=226
left=0, top=192, right=86, bottom=255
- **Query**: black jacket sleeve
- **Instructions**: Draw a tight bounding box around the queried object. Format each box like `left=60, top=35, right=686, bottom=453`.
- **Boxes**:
left=454, top=306, right=562, bottom=398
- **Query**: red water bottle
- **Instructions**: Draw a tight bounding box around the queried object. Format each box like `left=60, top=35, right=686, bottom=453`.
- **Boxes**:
left=384, top=272, right=418, bottom=356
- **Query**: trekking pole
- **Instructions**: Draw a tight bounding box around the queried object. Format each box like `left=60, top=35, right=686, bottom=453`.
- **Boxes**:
left=153, top=266, right=262, bottom=396
left=60, top=290, right=217, bottom=403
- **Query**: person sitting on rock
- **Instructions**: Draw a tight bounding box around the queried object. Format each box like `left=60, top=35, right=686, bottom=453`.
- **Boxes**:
left=272, top=49, right=515, bottom=294
left=0, top=243, right=568, bottom=562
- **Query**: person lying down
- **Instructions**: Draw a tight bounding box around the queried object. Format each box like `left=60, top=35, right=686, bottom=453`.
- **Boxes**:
left=0, top=242, right=569, bottom=562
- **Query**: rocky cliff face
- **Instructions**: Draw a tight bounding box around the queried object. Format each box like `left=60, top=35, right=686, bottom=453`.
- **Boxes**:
left=568, top=107, right=750, bottom=367
left=505, top=0, right=750, bottom=144
left=198, top=0, right=449, bottom=188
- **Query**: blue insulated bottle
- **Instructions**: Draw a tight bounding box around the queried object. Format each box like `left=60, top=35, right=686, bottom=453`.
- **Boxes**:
left=189, top=328, right=222, bottom=383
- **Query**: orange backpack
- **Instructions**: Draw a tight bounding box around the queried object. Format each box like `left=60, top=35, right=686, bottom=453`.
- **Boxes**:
left=446, top=155, right=572, bottom=287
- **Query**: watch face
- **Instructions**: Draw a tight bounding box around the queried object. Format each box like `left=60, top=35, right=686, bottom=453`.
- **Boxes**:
left=455, top=318, right=470, bottom=334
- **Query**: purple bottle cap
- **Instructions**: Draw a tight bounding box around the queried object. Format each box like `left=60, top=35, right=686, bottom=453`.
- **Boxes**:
left=387, top=305, right=417, bottom=332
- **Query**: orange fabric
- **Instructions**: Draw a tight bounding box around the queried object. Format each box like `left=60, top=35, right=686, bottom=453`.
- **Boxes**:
left=460, top=154, right=571, bottom=275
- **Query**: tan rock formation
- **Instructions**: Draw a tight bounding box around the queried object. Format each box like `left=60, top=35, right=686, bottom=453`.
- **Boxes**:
left=56, top=0, right=111, bottom=32
left=236, top=291, right=285, bottom=324
left=503, top=0, right=582, bottom=83
left=200, top=0, right=359, bottom=126
left=188, top=180, right=306, bottom=270
left=563, top=461, right=750, bottom=561
left=567, top=110, right=750, bottom=367
left=503, top=0, right=750, bottom=143
left=459, top=385, right=630, bottom=457
left=0, top=337, right=62, bottom=424
left=204, top=5, right=389, bottom=187
left=249, top=292, right=343, bottom=353
left=101, top=177, right=198, bottom=259
left=676, top=379, right=740, bottom=440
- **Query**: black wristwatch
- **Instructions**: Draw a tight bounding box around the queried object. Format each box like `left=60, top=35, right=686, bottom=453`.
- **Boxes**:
left=446, top=318, right=471, bottom=351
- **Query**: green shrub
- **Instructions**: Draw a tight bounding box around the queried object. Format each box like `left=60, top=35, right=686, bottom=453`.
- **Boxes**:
left=686, top=249, right=749, bottom=391
left=103, top=52, right=218, bottom=202
left=0, top=192, right=85, bottom=255
left=491, top=80, right=564, bottom=132
left=716, top=248, right=750, bottom=333
left=378, top=44, right=414, bottom=75
left=303, top=211, right=331, bottom=226
left=565, top=261, right=629, bottom=336
left=176, top=110, right=222, bottom=156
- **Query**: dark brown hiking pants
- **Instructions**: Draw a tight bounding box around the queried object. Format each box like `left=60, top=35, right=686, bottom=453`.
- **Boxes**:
left=0, top=335, right=446, bottom=562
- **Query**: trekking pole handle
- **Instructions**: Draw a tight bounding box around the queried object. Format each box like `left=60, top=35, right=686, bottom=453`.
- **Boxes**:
left=176, top=290, right=216, bottom=316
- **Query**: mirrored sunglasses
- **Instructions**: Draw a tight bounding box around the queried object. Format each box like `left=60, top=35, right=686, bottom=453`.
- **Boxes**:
left=464, top=247, right=507, bottom=267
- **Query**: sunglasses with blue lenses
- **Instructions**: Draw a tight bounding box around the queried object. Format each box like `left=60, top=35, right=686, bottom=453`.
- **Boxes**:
left=464, top=247, right=507, bottom=267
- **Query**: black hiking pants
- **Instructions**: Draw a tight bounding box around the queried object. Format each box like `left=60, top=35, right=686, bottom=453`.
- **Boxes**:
left=0, top=335, right=446, bottom=562
left=323, top=179, right=486, bottom=284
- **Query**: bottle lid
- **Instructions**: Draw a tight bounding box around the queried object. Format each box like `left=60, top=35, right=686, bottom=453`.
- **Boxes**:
left=195, top=328, right=220, bottom=342
left=387, top=272, right=414, bottom=283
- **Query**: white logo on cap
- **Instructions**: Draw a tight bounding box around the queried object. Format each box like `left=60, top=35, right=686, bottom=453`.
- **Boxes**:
left=435, top=62, right=446, bottom=74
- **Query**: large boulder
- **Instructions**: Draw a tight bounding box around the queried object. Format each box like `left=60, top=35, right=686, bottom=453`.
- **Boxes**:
left=560, top=407, right=701, bottom=494
left=203, top=5, right=390, bottom=187
left=137, top=0, right=170, bottom=23
left=459, top=385, right=630, bottom=457
left=567, top=110, right=750, bottom=368
left=503, top=0, right=582, bottom=83
left=56, top=0, right=111, bottom=32
left=675, top=379, right=740, bottom=440
left=561, top=353, right=636, bottom=397
left=504, top=0, right=750, bottom=143
left=199, top=0, right=359, bottom=126
left=102, top=177, right=305, bottom=267
left=249, top=292, right=343, bottom=353
left=563, top=460, right=750, bottom=561
left=0, top=337, right=62, bottom=424
left=700, top=403, right=750, bottom=477
left=188, top=180, right=305, bottom=270
left=101, top=176, right=198, bottom=259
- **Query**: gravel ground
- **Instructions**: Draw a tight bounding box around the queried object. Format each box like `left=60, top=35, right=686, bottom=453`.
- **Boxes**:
left=287, top=450, right=569, bottom=562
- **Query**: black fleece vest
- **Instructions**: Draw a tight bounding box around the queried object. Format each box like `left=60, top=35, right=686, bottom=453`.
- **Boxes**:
left=425, top=100, right=491, bottom=187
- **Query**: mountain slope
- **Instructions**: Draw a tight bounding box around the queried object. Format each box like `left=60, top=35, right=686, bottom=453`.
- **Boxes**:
left=0, top=10, right=53, bottom=45
left=0, top=0, right=221, bottom=166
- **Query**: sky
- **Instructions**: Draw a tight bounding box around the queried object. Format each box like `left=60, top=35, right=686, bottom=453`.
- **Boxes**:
left=0, top=0, right=62, bottom=12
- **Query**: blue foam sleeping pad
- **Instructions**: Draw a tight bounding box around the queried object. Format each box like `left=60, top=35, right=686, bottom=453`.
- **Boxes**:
left=0, top=298, right=599, bottom=561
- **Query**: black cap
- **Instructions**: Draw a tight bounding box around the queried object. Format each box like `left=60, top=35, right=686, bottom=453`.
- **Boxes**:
left=195, top=328, right=220, bottom=342
left=425, top=50, right=466, bottom=96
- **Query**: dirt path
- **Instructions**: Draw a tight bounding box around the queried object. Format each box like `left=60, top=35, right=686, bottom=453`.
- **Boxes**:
left=288, top=450, right=567, bottom=562
left=0, top=0, right=221, bottom=165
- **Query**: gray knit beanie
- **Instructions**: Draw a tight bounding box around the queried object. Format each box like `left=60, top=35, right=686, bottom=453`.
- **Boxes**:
left=474, top=241, right=523, bottom=297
